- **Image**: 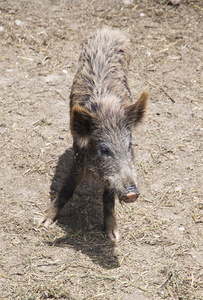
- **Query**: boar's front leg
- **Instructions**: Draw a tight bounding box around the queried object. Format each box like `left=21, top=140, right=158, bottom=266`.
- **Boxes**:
left=39, top=148, right=84, bottom=227
left=103, top=189, right=119, bottom=240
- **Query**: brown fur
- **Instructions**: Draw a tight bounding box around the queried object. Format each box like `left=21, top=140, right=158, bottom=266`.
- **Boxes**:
left=70, top=27, right=132, bottom=111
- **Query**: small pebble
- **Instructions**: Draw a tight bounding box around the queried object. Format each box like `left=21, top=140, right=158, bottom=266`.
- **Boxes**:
left=15, top=19, right=23, bottom=26
left=175, top=186, right=182, bottom=192
left=169, top=0, right=181, bottom=5
left=0, top=26, right=4, bottom=32
left=146, top=50, right=151, bottom=57
left=178, top=226, right=185, bottom=232
left=122, top=0, right=133, bottom=5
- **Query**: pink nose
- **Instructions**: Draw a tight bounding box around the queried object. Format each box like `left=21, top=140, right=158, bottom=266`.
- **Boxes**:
left=123, top=191, right=139, bottom=203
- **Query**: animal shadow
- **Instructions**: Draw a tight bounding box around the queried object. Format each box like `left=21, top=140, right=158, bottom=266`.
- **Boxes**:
left=48, top=148, right=120, bottom=269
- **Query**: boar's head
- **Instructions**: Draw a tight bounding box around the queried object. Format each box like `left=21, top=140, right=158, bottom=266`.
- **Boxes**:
left=71, top=92, right=148, bottom=203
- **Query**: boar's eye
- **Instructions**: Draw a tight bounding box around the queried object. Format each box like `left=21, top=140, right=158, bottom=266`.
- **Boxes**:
left=99, top=145, right=111, bottom=158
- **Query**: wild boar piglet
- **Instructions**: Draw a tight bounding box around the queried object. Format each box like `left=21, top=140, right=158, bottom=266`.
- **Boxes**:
left=40, top=27, right=148, bottom=240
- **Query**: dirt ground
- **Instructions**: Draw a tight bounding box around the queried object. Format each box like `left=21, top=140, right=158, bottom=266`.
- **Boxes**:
left=0, top=0, right=203, bottom=299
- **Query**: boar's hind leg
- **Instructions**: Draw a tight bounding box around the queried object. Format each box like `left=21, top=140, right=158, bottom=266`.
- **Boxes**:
left=103, top=189, right=119, bottom=240
left=39, top=156, right=84, bottom=227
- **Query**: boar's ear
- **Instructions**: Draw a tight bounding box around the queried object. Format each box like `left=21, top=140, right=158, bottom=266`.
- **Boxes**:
left=71, top=104, right=95, bottom=140
left=125, top=91, right=148, bottom=125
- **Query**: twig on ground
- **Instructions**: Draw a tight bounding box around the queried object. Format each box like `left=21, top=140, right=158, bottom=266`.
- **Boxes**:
left=158, top=272, right=173, bottom=289
left=160, top=87, right=175, bottom=103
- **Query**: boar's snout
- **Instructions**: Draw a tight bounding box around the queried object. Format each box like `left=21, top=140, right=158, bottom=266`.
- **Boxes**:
left=122, top=186, right=140, bottom=203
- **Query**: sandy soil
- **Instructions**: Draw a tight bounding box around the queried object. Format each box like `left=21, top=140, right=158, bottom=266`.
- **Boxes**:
left=0, top=0, right=202, bottom=299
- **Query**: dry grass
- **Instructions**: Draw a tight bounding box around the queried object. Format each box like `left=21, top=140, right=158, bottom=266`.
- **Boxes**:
left=0, top=0, right=202, bottom=299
